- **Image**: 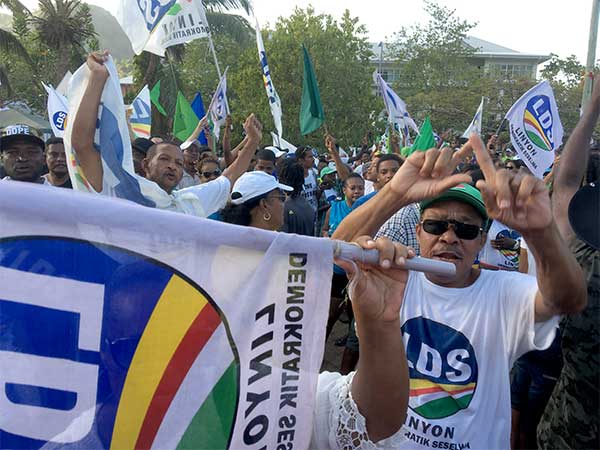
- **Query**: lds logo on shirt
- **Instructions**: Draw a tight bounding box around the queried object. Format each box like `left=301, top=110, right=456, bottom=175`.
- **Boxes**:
left=402, top=318, right=478, bottom=419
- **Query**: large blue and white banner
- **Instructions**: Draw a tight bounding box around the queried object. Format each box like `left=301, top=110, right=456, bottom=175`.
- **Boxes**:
left=0, top=182, right=332, bottom=450
left=116, top=0, right=210, bottom=56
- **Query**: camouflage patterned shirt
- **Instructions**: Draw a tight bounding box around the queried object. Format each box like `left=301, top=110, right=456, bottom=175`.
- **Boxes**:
left=537, top=239, right=600, bottom=450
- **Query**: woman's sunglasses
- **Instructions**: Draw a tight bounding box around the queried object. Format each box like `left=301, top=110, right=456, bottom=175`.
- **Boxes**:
left=422, top=219, right=484, bottom=240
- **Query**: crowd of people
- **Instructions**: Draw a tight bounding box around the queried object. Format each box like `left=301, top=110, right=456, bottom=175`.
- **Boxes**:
left=1, top=51, right=599, bottom=450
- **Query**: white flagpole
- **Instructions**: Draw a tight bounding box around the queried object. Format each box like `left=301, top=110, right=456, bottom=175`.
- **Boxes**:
left=207, top=33, right=222, bottom=79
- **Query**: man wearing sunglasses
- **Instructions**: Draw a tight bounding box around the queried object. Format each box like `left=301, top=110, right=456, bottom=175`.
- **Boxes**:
left=333, top=135, right=587, bottom=450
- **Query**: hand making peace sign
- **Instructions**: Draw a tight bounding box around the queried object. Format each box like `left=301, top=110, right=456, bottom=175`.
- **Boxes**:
left=471, top=134, right=552, bottom=234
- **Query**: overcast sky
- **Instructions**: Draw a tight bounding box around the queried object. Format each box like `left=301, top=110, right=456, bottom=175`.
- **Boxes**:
left=14, top=0, right=600, bottom=64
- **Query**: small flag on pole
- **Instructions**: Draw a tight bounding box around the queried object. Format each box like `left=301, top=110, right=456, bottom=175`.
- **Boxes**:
left=208, top=69, right=230, bottom=142
left=299, top=45, right=324, bottom=136
left=150, top=80, right=167, bottom=116
left=408, top=117, right=436, bottom=156
left=42, top=83, right=69, bottom=138
left=116, top=0, right=210, bottom=56
left=462, top=97, right=484, bottom=138
left=505, top=80, right=563, bottom=178
left=130, top=85, right=152, bottom=138
left=256, top=19, right=283, bottom=138
left=373, top=71, right=419, bottom=142
left=191, top=91, right=208, bottom=145
left=173, top=92, right=200, bottom=142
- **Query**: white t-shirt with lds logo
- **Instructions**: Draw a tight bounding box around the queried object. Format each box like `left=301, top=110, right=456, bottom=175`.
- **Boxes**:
left=398, top=269, right=558, bottom=450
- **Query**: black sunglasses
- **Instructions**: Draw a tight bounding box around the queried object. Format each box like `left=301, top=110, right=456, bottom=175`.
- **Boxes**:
left=201, top=170, right=221, bottom=178
left=422, top=219, right=483, bottom=240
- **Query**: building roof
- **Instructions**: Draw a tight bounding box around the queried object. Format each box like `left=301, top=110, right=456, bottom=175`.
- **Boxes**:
left=370, top=36, right=550, bottom=62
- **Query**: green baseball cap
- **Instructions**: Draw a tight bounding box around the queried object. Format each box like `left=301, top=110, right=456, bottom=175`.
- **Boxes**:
left=319, top=166, right=336, bottom=179
left=420, top=183, right=489, bottom=223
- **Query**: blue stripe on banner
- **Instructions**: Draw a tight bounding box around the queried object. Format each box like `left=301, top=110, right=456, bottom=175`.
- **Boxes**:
left=97, top=105, right=156, bottom=207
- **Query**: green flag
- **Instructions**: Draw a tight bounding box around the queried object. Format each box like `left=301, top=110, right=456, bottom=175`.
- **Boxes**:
left=150, top=80, right=167, bottom=116
left=173, top=91, right=198, bottom=142
left=408, top=117, right=436, bottom=156
left=299, top=45, right=325, bottom=136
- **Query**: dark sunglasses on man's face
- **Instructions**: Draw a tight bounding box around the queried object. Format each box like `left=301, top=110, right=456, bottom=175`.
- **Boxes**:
left=201, top=170, right=221, bottom=178
left=422, top=219, right=483, bottom=240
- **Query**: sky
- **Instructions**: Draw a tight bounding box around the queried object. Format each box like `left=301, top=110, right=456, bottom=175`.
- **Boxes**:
left=13, top=0, right=600, bottom=64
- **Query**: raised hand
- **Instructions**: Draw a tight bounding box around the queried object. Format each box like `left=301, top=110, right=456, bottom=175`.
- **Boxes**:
left=86, top=50, right=110, bottom=79
left=243, top=114, right=262, bottom=144
left=471, top=134, right=552, bottom=233
left=325, top=133, right=337, bottom=152
left=388, top=144, right=473, bottom=205
left=335, top=236, right=414, bottom=324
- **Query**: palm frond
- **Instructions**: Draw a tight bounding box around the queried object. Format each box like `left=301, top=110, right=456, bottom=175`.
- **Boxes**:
left=0, top=27, right=32, bottom=64
left=206, top=12, right=253, bottom=46
left=204, top=0, right=252, bottom=15
left=0, top=64, right=13, bottom=95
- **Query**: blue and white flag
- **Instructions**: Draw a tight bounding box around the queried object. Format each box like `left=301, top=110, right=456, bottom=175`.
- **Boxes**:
left=505, top=80, right=563, bottom=178
left=64, top=56, right=155, bottom=206
left=256, top=19, right=283, bottom=138
left=191, top=91, right=208, bottom=145
left=373, top=71, right=419, bottom=141
left=130, top=85, right=152, bottom=138
left=462, top=97, right=484, bottom=138
left=208, top=69, right=230, bottom=142
left=42, top=83, right=69, bottom=138
left=116, top=0, right=210, bottom=56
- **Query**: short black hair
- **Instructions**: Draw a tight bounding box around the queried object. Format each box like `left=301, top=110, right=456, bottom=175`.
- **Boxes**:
left=46, top=137, right=64, bottom=146
left=377, top=153, right=402, bottom=170
left=256, top=149, right=276, bottom=162
left=146, top=140, right=181, bottom=160
left=343, top=172, right=365, bottom=188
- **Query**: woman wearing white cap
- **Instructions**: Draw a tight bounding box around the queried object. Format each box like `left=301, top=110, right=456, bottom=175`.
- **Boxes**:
left=220, top=171, right=293, bottom=231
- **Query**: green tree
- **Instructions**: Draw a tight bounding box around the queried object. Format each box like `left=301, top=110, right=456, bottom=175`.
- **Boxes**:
left=230, top=7, right=376, bottom=147
left=387, top=0, right=538, bottom=136
left=0, top=26, right=30, bottom=94
left=30, top=0, right=97, bottom=84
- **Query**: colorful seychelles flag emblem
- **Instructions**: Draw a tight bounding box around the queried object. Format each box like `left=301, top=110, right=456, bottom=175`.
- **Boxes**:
left=0, top=182, right=332, bottom=449
left=505, top=80, right=563, bottom=178
left=402, top=318, right=479, bottom=420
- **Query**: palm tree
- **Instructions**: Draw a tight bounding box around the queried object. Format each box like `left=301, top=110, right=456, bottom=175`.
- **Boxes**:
left=29, top=0, right=96, bottom=84
left=0, top=5, right=32, bottom=95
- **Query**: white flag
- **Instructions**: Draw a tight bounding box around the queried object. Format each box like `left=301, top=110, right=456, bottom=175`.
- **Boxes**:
left=42, top=83, right=69, bottom=138
left=56, top=71, right=72, bottom=96
left=256, top=19, right=283, bottom=138
left=208, top=69, right=230, bottom=142
left=130, top=85, right=152, bottom=138
left=271, top=132, right=297, bottom=154
left=505, top=80, right=563, bottom=178
left=0, top=181, right=331, bottom=450
left=373, top=71, right=420, bottom=138
left=116, top=0, right=210, bottom=56
left=462, top=97, right=484, bottom=138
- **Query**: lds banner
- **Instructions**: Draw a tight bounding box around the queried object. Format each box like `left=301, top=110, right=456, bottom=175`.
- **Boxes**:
left=117, top=0, right=210, bottom=56
left=0, top=183, right=332, bottom=449
left=505, top=80, right=563, bottom=178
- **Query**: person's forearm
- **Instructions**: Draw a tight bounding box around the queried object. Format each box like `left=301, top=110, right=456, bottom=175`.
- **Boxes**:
left=330, top=147, right=350, bottom=181
left=352, top=319, right=408, bottom=442
left=332, top=184, right=408, bottom=241
left=524, top=223, right=587, bottom=315
left=225, top=138, right=246, bottom=167
left=222, top=137, right=258, bottom=185
left=71, top=72, right=107, bottom=192
left=555, top=97, right=600, bottom=191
